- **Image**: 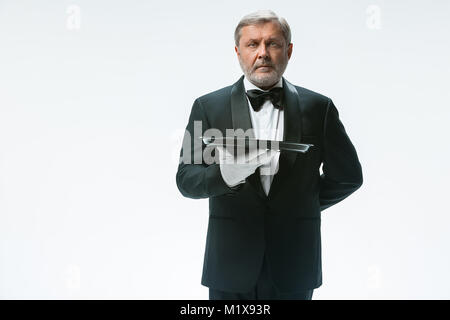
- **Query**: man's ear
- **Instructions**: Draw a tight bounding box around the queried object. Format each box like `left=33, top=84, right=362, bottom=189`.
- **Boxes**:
left=235, top=46, right=240, bottom=57
left=287, top=43, right=293, bottom=59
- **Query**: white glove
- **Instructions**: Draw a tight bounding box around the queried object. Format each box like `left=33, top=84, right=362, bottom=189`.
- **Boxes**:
left=216, top=146, right=277, bottom=187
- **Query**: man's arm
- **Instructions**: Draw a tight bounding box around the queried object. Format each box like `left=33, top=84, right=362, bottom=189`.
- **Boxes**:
left=319, top=99, right=363, bottom=211
left=176, top=98, right=240, bottom=199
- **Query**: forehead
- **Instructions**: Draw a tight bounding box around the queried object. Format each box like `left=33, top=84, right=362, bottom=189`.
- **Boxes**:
left=240, top=21, right=284, bottom=41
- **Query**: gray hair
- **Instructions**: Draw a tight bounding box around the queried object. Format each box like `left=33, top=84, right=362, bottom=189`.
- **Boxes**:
left=234, top=10, right=291, bottom=47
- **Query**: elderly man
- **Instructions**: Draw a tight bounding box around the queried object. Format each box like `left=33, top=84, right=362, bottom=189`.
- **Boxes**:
left=176, top=10, right=363, bottom=300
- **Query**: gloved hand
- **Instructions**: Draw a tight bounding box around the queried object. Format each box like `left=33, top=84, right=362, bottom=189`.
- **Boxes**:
left=216, top=146, right=277, bottom=187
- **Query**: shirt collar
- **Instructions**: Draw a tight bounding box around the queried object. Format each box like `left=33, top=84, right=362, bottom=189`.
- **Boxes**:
left=243, top=75, right=283, bottom=92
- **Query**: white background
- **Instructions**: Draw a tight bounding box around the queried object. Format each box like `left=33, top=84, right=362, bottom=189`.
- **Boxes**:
left=0, top=0, right=449, bottom=299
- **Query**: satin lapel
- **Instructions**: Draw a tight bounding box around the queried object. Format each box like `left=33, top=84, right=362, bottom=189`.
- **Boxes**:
left=231, top=75, right=254, bottom=136
left=268, top=77, right=303, bottom=199
left=230, top=75, right=267, bottom=200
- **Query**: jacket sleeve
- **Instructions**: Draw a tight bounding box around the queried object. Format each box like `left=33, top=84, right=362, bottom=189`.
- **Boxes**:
left=319, top=99, right=363, bottom=211
left=176, top=98, right=240, bottom=199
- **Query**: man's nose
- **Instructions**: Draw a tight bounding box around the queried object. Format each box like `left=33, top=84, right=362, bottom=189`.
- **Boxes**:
left=257, top=44, right=269, bottom=59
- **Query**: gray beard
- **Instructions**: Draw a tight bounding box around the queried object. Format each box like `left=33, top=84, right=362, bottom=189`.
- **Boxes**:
left=238, top=59, right=288, bottom=89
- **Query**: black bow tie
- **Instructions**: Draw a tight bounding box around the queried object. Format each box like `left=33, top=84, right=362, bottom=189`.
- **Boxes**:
left=246, top=87, right=284, bottom=112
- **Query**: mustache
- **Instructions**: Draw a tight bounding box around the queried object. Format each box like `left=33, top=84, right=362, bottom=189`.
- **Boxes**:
left=253, top=63, right=275, bottom=70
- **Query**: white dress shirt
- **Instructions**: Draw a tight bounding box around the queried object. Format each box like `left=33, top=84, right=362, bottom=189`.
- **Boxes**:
left=243, top=76, right=284, bottom=196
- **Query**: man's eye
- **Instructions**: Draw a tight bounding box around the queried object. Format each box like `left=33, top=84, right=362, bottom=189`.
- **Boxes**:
left=249, top=43, right=256, bottom=47
left=270, top=42, right=279, bottom=47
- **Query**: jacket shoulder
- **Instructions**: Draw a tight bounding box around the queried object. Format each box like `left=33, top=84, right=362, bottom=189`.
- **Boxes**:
left=294, top=85, right=330, bottom=105
left=196, top=84, right=233, bottom=106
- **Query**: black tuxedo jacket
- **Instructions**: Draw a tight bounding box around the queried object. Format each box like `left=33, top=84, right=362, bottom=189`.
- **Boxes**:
left=176, top=75, right=363, bottom=293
